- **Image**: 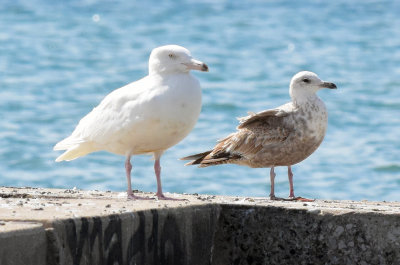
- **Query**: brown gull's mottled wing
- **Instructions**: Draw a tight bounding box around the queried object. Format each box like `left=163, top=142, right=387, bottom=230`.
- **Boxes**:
left=237, top=108, right=289, bottom=129
left=182, top=109, right=293, bottom=167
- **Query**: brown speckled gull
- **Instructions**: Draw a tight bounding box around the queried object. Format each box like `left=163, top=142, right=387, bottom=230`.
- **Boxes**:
left=181, top=71, right=337, bottom=201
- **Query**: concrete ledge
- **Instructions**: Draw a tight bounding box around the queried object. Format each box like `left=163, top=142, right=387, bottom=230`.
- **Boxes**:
left=1, top=187, right=400, bottom=264
left=0, top=221, right=46, bottom=265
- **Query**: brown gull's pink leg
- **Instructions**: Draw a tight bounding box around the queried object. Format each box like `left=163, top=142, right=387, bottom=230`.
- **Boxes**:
left=269, top=166, right=278, bottom=200
left=269, top=166, right=287, bottom=201
left=288, top=165, right=295, bottom=198
left=287, top=166, right=314, bottom=202
left=125, top=155, right=152, bottom=200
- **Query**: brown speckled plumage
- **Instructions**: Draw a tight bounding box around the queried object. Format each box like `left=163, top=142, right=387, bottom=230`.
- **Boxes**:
left=181, top=71, right=337, bottom=200
left=184, top=100, right=327, bottom=168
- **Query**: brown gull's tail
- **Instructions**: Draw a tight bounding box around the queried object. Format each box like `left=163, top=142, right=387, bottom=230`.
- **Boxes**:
left=180, top=150, right=212, bottom=166
left=180, top=149, right=243, bottom=167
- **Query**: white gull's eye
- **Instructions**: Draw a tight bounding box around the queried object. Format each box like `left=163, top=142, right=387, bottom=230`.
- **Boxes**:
left=168, top=53, right=176, bottom=59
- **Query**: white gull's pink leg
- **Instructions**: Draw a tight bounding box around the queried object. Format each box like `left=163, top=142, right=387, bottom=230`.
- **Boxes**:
left=154, top=153, right=184, bottom=201
left=125, top=155, right=152, bottom=200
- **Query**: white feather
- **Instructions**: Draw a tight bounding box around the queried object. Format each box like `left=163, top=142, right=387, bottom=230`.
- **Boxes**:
left=54, top=45, right=205, bottom=161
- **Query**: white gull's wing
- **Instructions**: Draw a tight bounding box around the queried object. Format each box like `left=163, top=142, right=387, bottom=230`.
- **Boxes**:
left=54, top=75, right=157, bottom=150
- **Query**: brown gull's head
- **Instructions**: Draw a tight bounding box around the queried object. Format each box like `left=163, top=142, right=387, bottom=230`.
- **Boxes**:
left=289, top=71, right=336, bottom=101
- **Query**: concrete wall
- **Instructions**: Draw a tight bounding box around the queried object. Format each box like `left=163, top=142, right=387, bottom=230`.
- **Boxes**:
left=0, top=222, right=47, bottom=265
left=212, top=204, right=400, bottom=265
left=1, top=187, right=400, bottom=265
left=47, top=206, right=220, bottom=265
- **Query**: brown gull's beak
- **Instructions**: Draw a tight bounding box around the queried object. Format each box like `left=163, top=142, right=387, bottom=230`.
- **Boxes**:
left=183, top=59, right=209, bottom=72
left=320, top=81, right=337, bottom=89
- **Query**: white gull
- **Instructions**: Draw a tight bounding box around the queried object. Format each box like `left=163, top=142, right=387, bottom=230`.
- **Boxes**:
left=181, top=71, right=336, bottom=201
left=54, top=45, right=208, bottom=200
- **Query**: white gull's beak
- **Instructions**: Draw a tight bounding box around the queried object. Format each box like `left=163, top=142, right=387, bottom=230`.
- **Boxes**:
left=183, top=59, right=209, bottom=72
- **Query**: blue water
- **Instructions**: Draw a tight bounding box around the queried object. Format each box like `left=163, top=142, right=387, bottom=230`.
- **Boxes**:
left=1, top=0, right=399, bottom=201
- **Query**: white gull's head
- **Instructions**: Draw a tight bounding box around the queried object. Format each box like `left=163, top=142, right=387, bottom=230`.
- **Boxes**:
left=289, top=71, right=337, bottom=101
left=148, top=45, right=208, bottom=75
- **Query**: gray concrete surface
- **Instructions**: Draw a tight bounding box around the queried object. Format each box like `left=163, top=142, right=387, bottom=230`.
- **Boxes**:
left=1, top=186, right=400, bottom=265
left=0, top=221, right=47, bottom=265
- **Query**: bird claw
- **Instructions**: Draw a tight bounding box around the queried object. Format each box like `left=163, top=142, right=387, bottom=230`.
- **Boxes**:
left=269, top=195, right=286, bottom=201
left=156, top=193, right=187, bottom=201
left=288, top=196, right=315, bottom=202
left=270, top=195, right=315, bottom=202
left=127, top=193, right=154, bottom=200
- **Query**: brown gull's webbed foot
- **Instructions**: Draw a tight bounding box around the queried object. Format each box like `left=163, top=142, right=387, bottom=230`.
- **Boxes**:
left=269, top=195, right=288, bottom=201
left=270, top=195, right=315, bottom=202
left=287, top=196, right=315, bottom=202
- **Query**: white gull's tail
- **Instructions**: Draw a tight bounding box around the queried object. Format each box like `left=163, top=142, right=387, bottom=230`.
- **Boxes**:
left=53, top=137, right=96, bottom=162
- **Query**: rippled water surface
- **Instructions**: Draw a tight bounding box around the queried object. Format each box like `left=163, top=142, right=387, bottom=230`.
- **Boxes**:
left=1, top=0, right=399, bottom=201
